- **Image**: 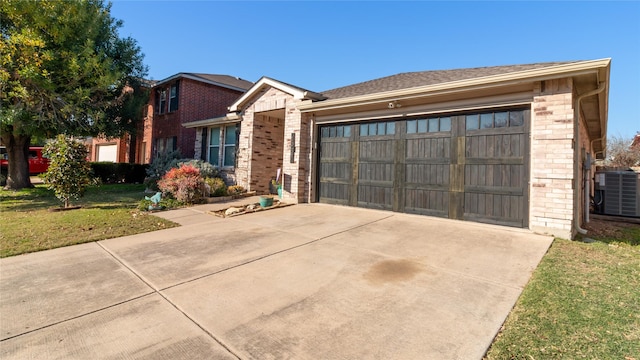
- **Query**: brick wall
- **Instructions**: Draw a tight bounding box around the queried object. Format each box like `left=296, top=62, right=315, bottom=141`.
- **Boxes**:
left=236, top=88, right=287, bottom=194
left=282, top=100, right=313, bottom=203
left=142, top=77, right=244, bottom=161
left=250, top=114, right=284, bottom=191
left=529, top=78, right=575, bottom=239
left=235, top=87, right=312, bottom=202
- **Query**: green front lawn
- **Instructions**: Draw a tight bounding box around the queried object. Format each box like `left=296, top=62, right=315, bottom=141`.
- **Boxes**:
left=0, top=184, right=178, bottom=257
left=486, top=225, right=640, bottom=359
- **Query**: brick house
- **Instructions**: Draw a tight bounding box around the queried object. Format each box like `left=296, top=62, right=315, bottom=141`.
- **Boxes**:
left=90, top=73, right=252, bottom=164
left=186, top=59, right=611, bottom=239
left=88, top=80, right=156, bottom=163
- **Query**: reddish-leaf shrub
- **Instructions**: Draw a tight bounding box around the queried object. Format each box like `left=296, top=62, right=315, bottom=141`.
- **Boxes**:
left=157, top=164, right=204, bottom=204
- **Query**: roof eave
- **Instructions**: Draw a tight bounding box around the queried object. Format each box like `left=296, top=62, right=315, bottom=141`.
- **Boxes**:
left=299, top=58, right=612, bottom=112
left=228, top=77, right=326, bottom=112
left=182, top=113, right=241, bottom=128
left=154, top=73, right=250, bottom=92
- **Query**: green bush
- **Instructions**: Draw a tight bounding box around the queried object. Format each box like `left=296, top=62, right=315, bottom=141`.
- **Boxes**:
left=177, top=159, right=218, bottom=179
left=137, top=197, right=181, bottom=211
left=41, top=135, right=92, bottom=208
left=144, top=150, right=182, bottom=191
left=90, top=162, right=148, bottom=184
left=205, top=177, right=227, bottom=196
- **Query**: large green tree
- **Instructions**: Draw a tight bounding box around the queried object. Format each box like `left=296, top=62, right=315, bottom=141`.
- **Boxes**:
left=0, top=0, right=148, bottom=189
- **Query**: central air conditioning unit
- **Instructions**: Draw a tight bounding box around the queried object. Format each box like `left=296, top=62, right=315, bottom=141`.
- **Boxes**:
left=594, top=170, right=640, bottom=217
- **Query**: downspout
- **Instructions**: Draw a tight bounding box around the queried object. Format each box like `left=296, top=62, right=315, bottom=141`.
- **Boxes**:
left=586, top=136, right=605, bottom=224
left=573, top=82, right=606, bottom=236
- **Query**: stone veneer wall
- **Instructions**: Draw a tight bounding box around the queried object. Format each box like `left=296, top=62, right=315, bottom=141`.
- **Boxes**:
left=529, top=78, right=576, bottom=239
left=299, top=112, right=314, bottom=202
left=281, top=100, right=312, bottom=203
left=231, top=86, right=314, bottom=203
left=236, top=88, right=286, bottom=194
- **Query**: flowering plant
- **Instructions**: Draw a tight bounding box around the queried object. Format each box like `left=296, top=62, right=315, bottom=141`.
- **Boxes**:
left=157, top=164, right=204, bottom=204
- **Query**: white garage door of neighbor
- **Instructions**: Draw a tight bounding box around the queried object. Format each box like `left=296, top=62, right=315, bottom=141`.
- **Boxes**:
left=97, top=144, right=117, bottom=162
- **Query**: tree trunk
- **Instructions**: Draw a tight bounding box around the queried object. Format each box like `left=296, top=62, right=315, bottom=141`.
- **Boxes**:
left=2, top=134, right=33, bottom=190
left=128, top=133, right=137, bottom=163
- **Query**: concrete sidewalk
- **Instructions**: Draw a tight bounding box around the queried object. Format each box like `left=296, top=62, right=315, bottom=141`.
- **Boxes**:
left=0, top=203, right=553, bottom=359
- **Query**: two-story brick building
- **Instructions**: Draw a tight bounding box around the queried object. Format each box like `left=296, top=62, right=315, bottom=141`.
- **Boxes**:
left=186, top=59, right=611, bottom=239
left=138, top=73, right=252, bottom=164
left=90, top=73, right=252, bottom=164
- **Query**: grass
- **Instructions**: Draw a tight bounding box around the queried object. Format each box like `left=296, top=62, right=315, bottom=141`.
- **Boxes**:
left=0, top=183, right=178, bottom=257
left=485, top=227, right=640, bottom=359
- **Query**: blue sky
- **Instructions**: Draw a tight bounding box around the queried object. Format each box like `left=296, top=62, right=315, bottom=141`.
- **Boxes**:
left=110, top=1, right=639, bottom=138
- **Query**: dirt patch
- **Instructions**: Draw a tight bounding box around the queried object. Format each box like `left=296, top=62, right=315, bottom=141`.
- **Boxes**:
left=582, top=216, right=640, bottom=244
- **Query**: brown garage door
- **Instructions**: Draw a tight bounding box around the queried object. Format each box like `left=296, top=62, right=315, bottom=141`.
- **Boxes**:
left=317, top=108, right=529, bottom=227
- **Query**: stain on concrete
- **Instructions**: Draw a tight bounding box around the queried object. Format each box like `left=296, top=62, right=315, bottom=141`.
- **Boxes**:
left=364, top=259, right=423, bottom=285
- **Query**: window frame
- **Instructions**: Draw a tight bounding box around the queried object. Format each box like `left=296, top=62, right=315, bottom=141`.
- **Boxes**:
left=157, top=89, right=167, bottom=114
left=466, top=109, right=526, bottom=131
left=222, top=124, right=236, bottom=167
left=169, top=81, right=179, bottom=112
left=208, top=124, right=238, bottom=169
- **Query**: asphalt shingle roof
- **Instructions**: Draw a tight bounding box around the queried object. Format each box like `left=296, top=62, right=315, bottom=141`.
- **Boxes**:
left=185, top=73, right=253, bottom=91
left=321, top=61, right=580, bottom=100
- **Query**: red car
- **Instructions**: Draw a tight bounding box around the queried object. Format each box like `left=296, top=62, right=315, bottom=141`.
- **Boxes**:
left=0, top=146, right=50, bottom=175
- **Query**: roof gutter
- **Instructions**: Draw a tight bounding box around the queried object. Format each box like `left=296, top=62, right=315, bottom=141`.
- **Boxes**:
left=573, top=82, right=606, bottom=237
left=182, top=113, right=241, bottom=129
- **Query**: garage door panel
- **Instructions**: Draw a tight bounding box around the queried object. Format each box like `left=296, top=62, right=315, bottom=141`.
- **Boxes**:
left=465, top=193, right=524, bottom=227
left=320, top=141, right=350, bottom=158
left=404, top=188, right=449, bottom=217
left=466, top=164, right=525, bottom=188
left=97, top=144, right=117, bottom=163
left=405, top=163, right=449, bottom=186
left=406, top=137, right=450, bottom=159
left=318, top=134, right=352, bottom=204
left=319, top=182, right=350, bottom=205
left=359, top=139, right=393, bottom=160
left=358, top=163, right=394, bottom=183
left=358, top=185, right=393, bottom=210
left=320, top=162, right=352, bottom=181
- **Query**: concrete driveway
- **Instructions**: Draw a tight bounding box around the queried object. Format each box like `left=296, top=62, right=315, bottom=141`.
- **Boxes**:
left=0, top=203, right=552, bottom=359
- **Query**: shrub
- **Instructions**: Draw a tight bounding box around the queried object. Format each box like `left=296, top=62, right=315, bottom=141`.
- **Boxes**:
left=90, top=162, right=148, bottom=184
left=227, top=185, right=245, bottom=195
left=177, top=159, right=218, bottom=179
left=157, top=164, right=204, bottom=204
left=205, top=177, right=227, bottom=197
left=137, top=197, right=181, bottom=211
left=144, top=153, right=218, bottom=191
left=41, top=135, right=92, bottom=208
left=144, top=150, right=182, bottom=190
